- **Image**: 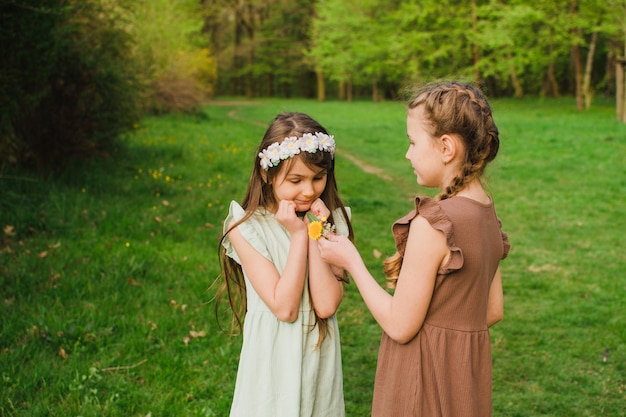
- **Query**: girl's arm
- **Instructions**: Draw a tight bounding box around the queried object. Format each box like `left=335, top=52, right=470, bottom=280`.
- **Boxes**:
left=487, top=267, right=503, bottom=326
left=307, top=237, right=344, bottom=318
left=227, top=202, right=309, bottom=323
left=306, top=198, right=344, bottom=318
left=318, top=215, right=448, bottom=344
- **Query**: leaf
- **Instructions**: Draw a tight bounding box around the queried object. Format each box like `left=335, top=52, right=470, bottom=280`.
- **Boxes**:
left=189, top=330, right=206, bottom=338
left=306, top=212, right=320, bottom=222
left=3, top=225, right=15, bottom=237
left=128, top=278, right=141, bottom=286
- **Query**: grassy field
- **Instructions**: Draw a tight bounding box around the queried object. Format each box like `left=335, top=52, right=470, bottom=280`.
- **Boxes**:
left=1, top=97, right=625, bottom=416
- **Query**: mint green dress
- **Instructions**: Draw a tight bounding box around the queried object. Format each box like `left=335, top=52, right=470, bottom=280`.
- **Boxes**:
left=222, top=201, right=350, bottom=417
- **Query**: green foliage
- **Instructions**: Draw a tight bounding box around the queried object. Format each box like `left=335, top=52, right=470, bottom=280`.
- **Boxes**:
left=1, top=99, right=625, bottom=416
left=253, top=0, right=317, bottom=97
left=129, top=0, right=217, bottom=113
left=0, top=0, right=142, bottom=173
left=0, top=0, right=69, bottom=167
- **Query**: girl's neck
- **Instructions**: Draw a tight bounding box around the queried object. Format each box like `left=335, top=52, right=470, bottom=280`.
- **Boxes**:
left=454, top=180, right=491, bottom=204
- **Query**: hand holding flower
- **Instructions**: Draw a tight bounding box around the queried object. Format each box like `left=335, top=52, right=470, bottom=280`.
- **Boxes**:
left=316, top=233, right=361, bottom=272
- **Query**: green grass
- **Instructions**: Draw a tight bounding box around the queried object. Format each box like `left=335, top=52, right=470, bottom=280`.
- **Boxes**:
left=1, top=97, right=625, bottom=416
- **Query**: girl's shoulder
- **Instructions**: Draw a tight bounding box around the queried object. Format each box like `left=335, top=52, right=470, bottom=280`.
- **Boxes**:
left=391, top=196, right=447, bottom=251
left=222, top=201, right=273, bottom=262
left=391, top=196, right=464, bottom=274
left=224, top=200, right=271, bottom=226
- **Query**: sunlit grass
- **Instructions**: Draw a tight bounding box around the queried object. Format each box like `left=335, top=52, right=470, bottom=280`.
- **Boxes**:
left=1, top=97, right=625, bottom=416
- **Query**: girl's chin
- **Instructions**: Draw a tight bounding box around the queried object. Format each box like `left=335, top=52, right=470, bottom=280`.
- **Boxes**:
left=296, top=205, right=311, bottom=213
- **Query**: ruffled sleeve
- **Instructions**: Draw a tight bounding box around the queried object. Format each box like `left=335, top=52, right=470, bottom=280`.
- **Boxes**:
left=500, top=220, right=511, bottom=260
left=391, top=196, right=464, bottom=275
left=222, top=200, right=272, bottom=264
left=331, top=207, right=351, bottom=237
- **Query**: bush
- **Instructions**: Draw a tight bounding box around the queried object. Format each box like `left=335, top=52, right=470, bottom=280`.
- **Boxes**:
left=146, top=49, right=216, bottom=114
left=0, top=0, right=142, bottom=174
left=129, top=1, right=217, bottom=114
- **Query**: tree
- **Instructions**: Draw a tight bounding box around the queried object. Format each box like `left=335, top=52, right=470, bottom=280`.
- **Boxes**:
left=129, top=0, right=216, bottom=113
left=1, top=0, right=143, bottom=172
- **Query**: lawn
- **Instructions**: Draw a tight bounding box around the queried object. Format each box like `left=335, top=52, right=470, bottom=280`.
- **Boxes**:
left=1, top=97, right=625, bottom=416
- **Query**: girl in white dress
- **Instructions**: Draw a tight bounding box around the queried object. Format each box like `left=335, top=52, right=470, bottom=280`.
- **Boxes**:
left=218, top=112, right=354, bottom=417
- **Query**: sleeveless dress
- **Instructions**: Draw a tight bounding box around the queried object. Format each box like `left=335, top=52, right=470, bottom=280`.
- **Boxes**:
left=222, top=201, right=351, bottom=417
left=371, top=196, right=510, bottom=417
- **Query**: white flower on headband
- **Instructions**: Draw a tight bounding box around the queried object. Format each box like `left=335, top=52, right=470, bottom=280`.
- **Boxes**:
left=280, top=137, right=301, bottom=159
left=258, top=132, right=335, bottom=171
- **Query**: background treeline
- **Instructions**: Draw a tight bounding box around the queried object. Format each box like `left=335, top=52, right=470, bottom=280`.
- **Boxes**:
left=209, top=0, right=624, bottom=105
left=1, top=0, right=624, bottom=172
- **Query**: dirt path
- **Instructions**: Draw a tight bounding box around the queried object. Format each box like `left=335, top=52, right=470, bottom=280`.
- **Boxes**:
left=208, top=101, right=393, bottom=182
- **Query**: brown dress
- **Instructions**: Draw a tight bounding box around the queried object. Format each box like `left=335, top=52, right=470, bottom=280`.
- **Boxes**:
left=371, top=196, right=510, bottom=417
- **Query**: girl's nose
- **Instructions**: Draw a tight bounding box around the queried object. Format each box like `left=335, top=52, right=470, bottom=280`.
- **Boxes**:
left=302, top=181, right=314, bottom=197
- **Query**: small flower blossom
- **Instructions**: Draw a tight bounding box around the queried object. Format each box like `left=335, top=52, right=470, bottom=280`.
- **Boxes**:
left=317, top=133, right=336, bottom=153
left=299, top=133, right=320, bottom=153
left=280, top=137, right=301, bottom=159
left=307, top=213, right=336, bottom=240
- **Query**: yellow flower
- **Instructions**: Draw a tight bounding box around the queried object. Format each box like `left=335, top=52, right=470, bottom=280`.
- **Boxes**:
left=308, top=221, right=323, bottom=240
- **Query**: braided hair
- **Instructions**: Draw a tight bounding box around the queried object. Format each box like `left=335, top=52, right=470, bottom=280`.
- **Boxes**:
left=409, top=81, right=500, bottom=200
left=384, top=82, right=500, bottom=287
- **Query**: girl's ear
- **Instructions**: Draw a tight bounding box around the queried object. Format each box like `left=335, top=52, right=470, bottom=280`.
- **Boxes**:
left=439, top=134, right=461, bottom=165
left=261, top=170, right=268, bottom=183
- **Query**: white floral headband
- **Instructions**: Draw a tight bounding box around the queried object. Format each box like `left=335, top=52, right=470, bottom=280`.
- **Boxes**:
left=258, top=132, right=335, bottom=171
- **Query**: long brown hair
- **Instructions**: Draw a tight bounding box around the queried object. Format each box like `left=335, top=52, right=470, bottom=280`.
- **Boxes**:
left=216, top=112, right=354, bottom=345
left=384, top=81, right=500, bottom=287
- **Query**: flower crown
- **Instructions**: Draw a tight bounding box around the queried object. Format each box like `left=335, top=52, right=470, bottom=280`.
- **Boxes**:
left=258, top=132, right=335, bottom=171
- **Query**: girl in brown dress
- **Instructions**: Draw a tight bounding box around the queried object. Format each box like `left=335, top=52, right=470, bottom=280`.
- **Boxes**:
left=317, top=81, right=510, bottom=417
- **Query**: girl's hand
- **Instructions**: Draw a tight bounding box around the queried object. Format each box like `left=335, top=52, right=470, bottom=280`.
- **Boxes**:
left=275, top=200, right=306, bottom=234
left=308, top=198, right=330, bottom=221
left=317, top=233, right=360, bottom=272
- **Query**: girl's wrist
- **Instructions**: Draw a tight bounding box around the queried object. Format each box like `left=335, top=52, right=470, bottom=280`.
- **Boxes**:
left=290, top=228, right=308, bottom=239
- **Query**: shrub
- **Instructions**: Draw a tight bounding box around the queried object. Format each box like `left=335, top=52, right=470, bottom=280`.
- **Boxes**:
left=129, top=0, right=216, bottom=114
left=146, top=49, right=216, bottom=114
left=0, top=0, right=142, bottom=173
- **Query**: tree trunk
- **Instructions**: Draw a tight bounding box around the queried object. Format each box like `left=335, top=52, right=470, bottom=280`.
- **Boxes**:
left=471, top=0, right=480, bottom=85
left=547, top=62, right=560, bottom=98
left=347, top=76, right=353, bottom=102
left=570, top=0, right=583, bottom=110
left=616, top=60, right=624, bottom=122
left=338, top=79, right=345, bottom=101
left=582, top=32, right=597, bottom=109
left=316, top=68, right=325, bottom=102
left=508, top=51, right=523, bottom=98
left=233, top=9, right=244, bottom=96
left=372, top=80, right=379, bottom=102
left=245, top=18, right=254, bottom=99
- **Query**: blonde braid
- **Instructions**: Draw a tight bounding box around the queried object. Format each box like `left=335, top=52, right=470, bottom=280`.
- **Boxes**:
left=408, top=81, right=499, bottom=201
left=383, top=82, right=501, bottom=284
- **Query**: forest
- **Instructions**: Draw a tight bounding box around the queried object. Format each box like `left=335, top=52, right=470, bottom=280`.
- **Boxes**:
left=1, top=0, right=625, bottom=170
left=204, top=0, right=624, bottom=106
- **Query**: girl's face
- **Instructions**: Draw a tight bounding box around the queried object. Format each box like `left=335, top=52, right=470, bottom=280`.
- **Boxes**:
left=270, top=157, right=328, bottom=212
left=405, top=106, right=444, bottom=187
